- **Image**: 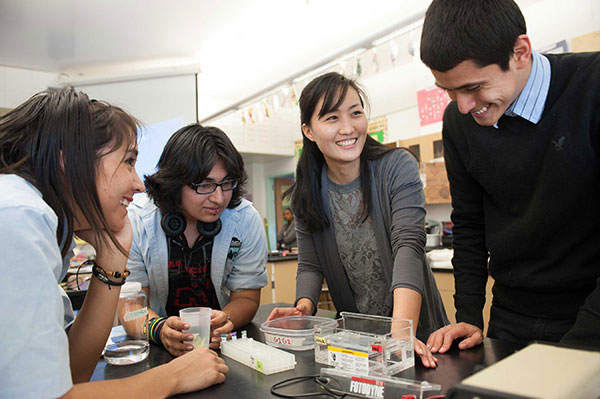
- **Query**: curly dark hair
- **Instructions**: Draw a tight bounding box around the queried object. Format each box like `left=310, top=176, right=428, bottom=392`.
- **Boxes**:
left=145, top=124, right=247, bottom=215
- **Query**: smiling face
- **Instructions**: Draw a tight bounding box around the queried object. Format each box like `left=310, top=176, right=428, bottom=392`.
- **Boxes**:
left=432, top=35, right=532, bottom=126
left=95, top=141, right=145, bottom=231
left=302, top=87, right=368, bottom=176
left=179, top=159, right=233, bottom=224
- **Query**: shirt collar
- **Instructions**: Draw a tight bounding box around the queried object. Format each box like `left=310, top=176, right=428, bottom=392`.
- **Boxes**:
left=498, top=50, right=551, bottom=127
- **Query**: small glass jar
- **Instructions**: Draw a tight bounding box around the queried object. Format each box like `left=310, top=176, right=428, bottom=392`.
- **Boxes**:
left=104, top=281, right=150, bottom=365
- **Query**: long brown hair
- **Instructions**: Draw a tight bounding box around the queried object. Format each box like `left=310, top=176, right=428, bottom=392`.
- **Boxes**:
left=0, top=86, right=139, bottom=257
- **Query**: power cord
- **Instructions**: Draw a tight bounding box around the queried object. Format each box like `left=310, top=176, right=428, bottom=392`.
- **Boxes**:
left=270, top=375, right=349, bottom=398
left=270, top=374, right=445, bottom=399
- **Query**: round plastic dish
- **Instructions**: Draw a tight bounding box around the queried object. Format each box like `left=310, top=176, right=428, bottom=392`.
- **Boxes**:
left=260, top=315, right=336, bottom=351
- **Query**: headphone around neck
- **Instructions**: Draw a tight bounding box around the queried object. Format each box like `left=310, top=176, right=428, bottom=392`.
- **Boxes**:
left=161, top=212, right=222, bottom=239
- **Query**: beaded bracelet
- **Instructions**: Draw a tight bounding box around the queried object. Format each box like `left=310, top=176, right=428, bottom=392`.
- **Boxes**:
left=86, top=260, right=130, bottom=289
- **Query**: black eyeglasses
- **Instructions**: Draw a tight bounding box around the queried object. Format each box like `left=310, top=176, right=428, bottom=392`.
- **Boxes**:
left=189, top=179, right=238, bottom=195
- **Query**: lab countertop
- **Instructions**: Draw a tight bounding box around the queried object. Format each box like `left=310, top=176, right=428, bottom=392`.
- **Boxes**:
left=91, top=303, right=523, bottom=398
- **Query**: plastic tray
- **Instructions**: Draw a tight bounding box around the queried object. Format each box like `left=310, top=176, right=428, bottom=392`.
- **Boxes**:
left=260, top=315, right=337, bottom=351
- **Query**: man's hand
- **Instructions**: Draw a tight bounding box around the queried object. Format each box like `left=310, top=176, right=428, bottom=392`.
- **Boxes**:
left=160, top=316, right=195, bottom=357
left=426, top=322, right=484, bottom=353
left=210, top=310, right=235, bottom=349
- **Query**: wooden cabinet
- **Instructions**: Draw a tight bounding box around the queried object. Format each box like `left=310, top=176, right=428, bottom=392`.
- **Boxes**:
left=393, top=132, right=452, bottom=204
left=259, top=258, right=334, bottom=311
left=424, top=162, right=451, bottom=204
left=433, top=270, right=494, bottom=334
left=260, top=259, right=298, bottom=305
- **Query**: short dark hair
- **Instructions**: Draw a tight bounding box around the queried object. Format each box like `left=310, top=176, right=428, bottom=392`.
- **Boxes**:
left=145, top=124, right=247, bottom=215
left=420, top=0, right=527, bottom=72
left=288, top=72, right=395, bottom=234
left=0, top=86, right=139, bottom=257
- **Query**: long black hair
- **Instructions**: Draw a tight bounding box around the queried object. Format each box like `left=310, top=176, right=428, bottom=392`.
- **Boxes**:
left=145, top=124, right=248, bottom=215
left=288, top=72, right=395, bottom=233
left=0, top=86, right=139, bottom=257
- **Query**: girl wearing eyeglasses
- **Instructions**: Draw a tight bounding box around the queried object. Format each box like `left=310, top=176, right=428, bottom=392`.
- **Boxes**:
left=126, top=124, right=268, bottom=356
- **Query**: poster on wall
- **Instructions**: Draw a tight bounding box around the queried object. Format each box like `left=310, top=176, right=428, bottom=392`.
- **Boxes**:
left=294, top=140, right=303, bottom=162
left=417, top=87, right=451, bottom=128
left=367, top=116, right=388, bottom=143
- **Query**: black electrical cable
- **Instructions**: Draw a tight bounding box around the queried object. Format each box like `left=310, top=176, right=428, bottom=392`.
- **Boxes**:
left=270, top=375, right=350, bottom=398
left=270, top=374, right=445, bottom=399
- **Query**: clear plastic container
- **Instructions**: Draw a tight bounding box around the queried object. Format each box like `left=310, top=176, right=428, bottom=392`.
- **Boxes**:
left=314, top=312, right=414, bottom=376
left=260, top=315, right=337, bottom=351
left=104, top=281, right=149, bottom=365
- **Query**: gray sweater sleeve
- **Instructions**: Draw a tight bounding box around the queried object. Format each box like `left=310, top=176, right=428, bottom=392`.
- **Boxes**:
left=294, top=218, right=324, bottom=311
left=384, top=151, right=427, bottom=295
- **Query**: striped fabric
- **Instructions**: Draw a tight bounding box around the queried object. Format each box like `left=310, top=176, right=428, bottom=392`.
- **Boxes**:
left=504, top=50, right=551, bottom=124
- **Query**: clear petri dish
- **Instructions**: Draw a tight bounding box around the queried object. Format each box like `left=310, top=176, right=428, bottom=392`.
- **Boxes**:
left=260, top=315, right=336, bottom=351
left=104, top=340, right=149, bottom=365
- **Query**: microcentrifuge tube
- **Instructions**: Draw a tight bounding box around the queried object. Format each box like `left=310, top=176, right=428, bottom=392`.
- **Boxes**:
left=241, top=330, right=247, bottom=339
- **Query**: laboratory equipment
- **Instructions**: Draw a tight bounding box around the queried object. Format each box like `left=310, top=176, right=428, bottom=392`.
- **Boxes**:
left=314, top=312, right=415, bottom=376
left=221, top=334, right=296, bottom=375
left=260, top=315, right=337, bottom=351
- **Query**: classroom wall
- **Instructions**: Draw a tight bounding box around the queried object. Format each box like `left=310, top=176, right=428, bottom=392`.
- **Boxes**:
left=0, top=0, right=598, bottom=227
left=74, top=74, right=197, bottom=126
left=0, top=65, right=57, bottom=108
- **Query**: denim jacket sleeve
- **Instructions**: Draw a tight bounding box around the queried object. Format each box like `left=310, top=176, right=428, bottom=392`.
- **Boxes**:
left=223, top=204, right=268, bottom=292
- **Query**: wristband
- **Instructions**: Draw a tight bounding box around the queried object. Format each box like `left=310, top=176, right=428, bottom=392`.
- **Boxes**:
left=148, top=316, right=167, bottom=345
left=87, top=260, right=130, bottom=289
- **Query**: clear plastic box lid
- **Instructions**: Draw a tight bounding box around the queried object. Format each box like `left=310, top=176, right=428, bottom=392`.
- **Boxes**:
left=261, top=316, right=336, bottom=335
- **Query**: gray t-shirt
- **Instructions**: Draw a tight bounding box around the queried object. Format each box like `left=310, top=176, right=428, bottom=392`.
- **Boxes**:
left=327, top=176, right=393, bottom=316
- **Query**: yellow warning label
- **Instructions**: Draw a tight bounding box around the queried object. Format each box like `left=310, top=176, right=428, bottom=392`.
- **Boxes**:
left=327, top=346, right=368, bottom=357
left=314, top=336, right=327, bottom=345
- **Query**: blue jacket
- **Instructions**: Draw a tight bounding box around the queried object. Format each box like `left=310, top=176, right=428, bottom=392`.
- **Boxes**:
left=127, top=193, right=268, bottom=316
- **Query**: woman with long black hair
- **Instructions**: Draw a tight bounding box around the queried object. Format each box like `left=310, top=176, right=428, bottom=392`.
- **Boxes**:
left=268, top=72, right=448, bottom=368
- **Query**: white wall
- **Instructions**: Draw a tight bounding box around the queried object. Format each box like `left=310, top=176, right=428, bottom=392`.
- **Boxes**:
left=0, top=66, right=57, bottom=108
left=74, top=74, right=197, bottom=126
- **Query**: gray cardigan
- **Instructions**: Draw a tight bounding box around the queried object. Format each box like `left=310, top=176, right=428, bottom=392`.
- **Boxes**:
left=295, top=149, right=448, bottom=340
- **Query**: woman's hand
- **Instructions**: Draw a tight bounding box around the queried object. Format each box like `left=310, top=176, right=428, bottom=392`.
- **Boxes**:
left=209, top=310, right=234, bottom=350
left=159, top=316, right=195, bottom=357
left=415, top=337, right=438, bottom=368
left=167, top=348, right=229, bottom=395
left=267, top=301, right=312, bottom=321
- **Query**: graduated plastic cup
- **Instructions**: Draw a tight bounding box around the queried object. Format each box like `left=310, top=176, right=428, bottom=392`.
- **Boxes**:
left=179, top=307, right=211, bottom=349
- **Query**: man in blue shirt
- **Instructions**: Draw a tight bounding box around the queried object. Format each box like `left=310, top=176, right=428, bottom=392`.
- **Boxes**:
left=420, top=0, right=600, bottom=352
left=127, top=124, right=268, bottom=356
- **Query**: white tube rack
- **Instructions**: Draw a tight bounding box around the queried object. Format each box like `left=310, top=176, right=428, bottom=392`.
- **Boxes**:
left=221, top=337, right=296, bottom=375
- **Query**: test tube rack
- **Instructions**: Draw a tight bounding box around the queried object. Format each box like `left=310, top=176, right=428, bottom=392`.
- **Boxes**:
left=220, top=336, right=296, bottom=375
